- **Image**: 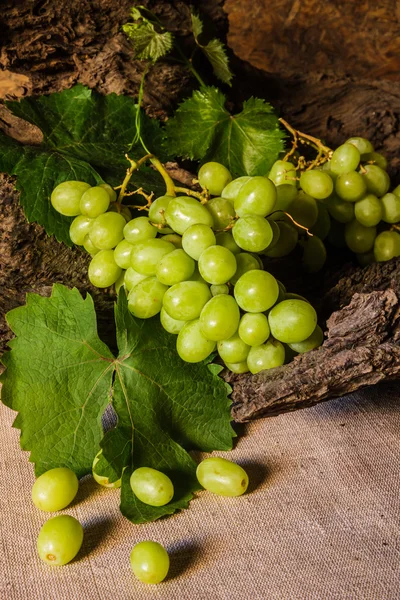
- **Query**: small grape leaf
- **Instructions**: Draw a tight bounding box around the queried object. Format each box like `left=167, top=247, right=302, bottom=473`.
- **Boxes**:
left=191, top=13, right=233, bottom=86
left=100, top=289, right=235, bottom=523
left=0, top=285, right=115, bottom=478
left=122, top=7, right=174, bottom=62
left=165, top=87, right=285, bottom=176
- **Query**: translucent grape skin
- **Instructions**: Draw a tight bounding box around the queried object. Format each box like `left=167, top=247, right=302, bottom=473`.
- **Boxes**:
left=163, top=281, right=211, bottom=321
left=330, top=143, right=360, bottom=174
left=92, top=451, right=121, bottom=489
left=198, top=162, right=232, bottom=196
left=232, top=215, right=273, bottom=253
left=234, top=270, right=279, bottom=313
left=89, top=212, right=126, bottom=250
left=221, top=176, right=251, bottom=201
left=37, top=515, right=84, bottom=566
left=99, top=182, right=117, bottom=202
left=130, top=467, right=174, bottom=507
left=217, top=333, right=250, bottom=363
left=160, top=307, right=186, bottom=334
left=156, top=249, right=195, bottom=286
left=362, top=164, right=390, bottom=197
left=310, top=202, right=331, bottom=240
left=198, top=245, right=237, bottom=285
left=287, top=191, right=319, bottom=229
left=381, top=193, right=400, bottom=223
left=69, top=215, right=93, bottom=246
left=148, top=195, right=174, bottom=231
left=373, top=231, right=400, bottom=262
left=272, top=184, right=297, bottom=214
left=299, top=170, right=333, bottom=200
left=335, top=172, right=367, bottom=202
left=224, top=361, right=250, bottom=374
left=288, top=324, right=323, bottom=354
left=51, top=181, right=91, bottom=216
left=114, top=239, right=134, bottom=269
left=131, top=239, right=175, bottom=276
left=32, top=467, right=79, bottom=512
left=196, top=457, right=249, bottom=497
left=238, top=312, right=270, bottom=346
left=200, top=295, right=240, bottom=341
left=123, top=216, right=158, bottom=244
left=124, top=267, right=149, bottom=291
left=344, top=220, right=377, bottom=254
left=215, top=231, right=241, bottom=255
left=206, top=196, right=236, bottom=229
left=88, top=250, right=122, bottom=288
left=128, top=277, right=168, bottom=318
left=264, top=221, right=298, bottom=258
left=361, top=152, right=388, bottom=171
left=182, top=224, right=216, bottom=260
left=346, top=137, right=374, bottom=155
left=234, top=176, right=277, bottom=217
left=79, top=186, right=110, bottom=218
left=300, top=235, right=326, bottom=273
left=165, top=196, right=214, bottom=235
left=83, top=234, right=100, bottom=256
left=177, top=319, right=216, bottom=363
left=268, top=299, right=317, bottom=344
left=130, top=541, right=170, bottom=584
left=230, top=252, right=260, bottom=285
left=247, top=338, right=285, bottom=374
left=210, top=284, right=229, bottom=296
left=162, top=233, right=183, bottom=248
left=268, top=160, right=297, bottom=186
left=325, top=194, right=355, bottom=223
left=354, top=194, right=383, bottom=227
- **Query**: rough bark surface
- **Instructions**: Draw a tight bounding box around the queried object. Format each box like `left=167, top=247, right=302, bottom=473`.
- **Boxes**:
left=0, top=0, right=399, bottom=418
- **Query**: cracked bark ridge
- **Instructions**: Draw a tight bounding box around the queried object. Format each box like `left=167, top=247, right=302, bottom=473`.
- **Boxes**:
left=224, top=261, right=400, bottom=422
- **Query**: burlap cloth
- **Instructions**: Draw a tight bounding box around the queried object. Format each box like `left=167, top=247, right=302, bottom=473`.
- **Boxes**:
left=1, top=382, right=399, bottom=600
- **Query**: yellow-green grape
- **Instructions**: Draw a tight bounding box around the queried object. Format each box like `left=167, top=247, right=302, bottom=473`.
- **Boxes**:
left=114, top=240, right=134, bottom=269
left=160, top=307, right=186, bottom=334
left=344, top=220, right=377, bottom=254
left=268, top=160, right=297, bottom=186
left=330, top=143, right=361, bottom=174
left=182, top=224, right=216, bottom=260
left=128, top=277, right=168, bottom=318
left=210, top=284, right=229, bottom=296
left=354, top=194, right=383, bottom=227
left=373, top=231, right=400, bottom=262
left=234, top=176, right=277, bottom=217
left=217, top=333, right=250, bottom=363
left=234, top=270, right=279, bottom=313
left=130, top=239, right=175, bottom=276
left=288, top=324, right=324, bottom=353
left=177, top=319, right=216, bottom=363
left=199, top=295, right=240, bottom=341
left=215, top=231, right=241, bottom=255
left=37, top=515, right=84, bottom=566
left=99, top=182, right=117, bottom=202
left=32, top=467, right=79, bottom=512
left=69, top=215, right=94, bottom=246
left=51, top=181, right=91, bottom=216
left=83, top=234, right=100, bottom=256
left=88, top=250, right=122, bottom=288
left=381, top=193, right=400, bottom=223
left=148, top=195, right=174, bottom=233
left=114, top=271, right=126, bottom=294
left=264, top=221, right=298, bottom=258
left=124, top=267, right=149, bottom=291
left=325, top=194, right=355, bottom=223
left=79, top=186, right=110, bottom=218
left=361, top=151, right=388, bottom=170
left=299, top=171, right=333, bottom=200
left=163, top=281, right=211, bottom=321
left=196, top=457, right=249, bottom=497
left=287, top=191, right=319, bottom=229
left=92, top=451, right=121, bottom=489
left=362, top=164, right=390, bottom=197
left=230, top=253, right=260, bottom=285
left=335, top=171, right=367, bottom=202
left=198, top=245, right=237, bottom=285
left=224, top=361, right=250, bottom=374
left=268, top=299, right=317, bottom=344
left=206, top=196, right=236, bottom=229
left=130, top=467, right=174, bottom=506
left=266, top=219, right=281, bottom=249
left=198, top=162, right=232, bottom=196
left=156, top=249, right=195, bottom=286
left=232, top=215, right=274, bottom=252
left=161, top=233, right=183, bottom=248
left=238, top=312, right=270, bottom=346
left=346, top=137, right=374, bottom=155
left=130, top=541, right=170, bottom=584
left=89, top=212, right=126, bottom=250
left=247, top=338, right=285, bottom=373
left=221, top=176, right=251, bottom=201
left=124, top=216, right=158, bottom=244
left=165, top=196, right=214, bottom=235
left=108, top=203, right=132, bottom=222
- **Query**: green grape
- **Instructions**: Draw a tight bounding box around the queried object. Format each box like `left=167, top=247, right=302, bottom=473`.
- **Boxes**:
left=288, top=324, right=323, bottom=353
left=198, top=245, right=237, bottom=285
left=187, top=266, right=207, bottom=284
left=161, top=233, right=182, bottom=248
left=268, top=299, right=317, bottom=344
left=51, top=181, right=91, bottom=216
left=335, top=171, right=367, bottom=202
left=163, top=281, right=211, bottom=321
left=356, top=251, right=375, bottom=267
left=361, top=151, right=388, bottom=170
left=128, top=277, right=168, bottom=318
left=234, top=177, right=277, bottom=217
left=287, top=191, right=319, bottom=229
left=160, top=307, right=186, bottom=334
left=325, top=194, right=355, bottom=223
left=83, top=234, right=100, bottom=256
left=299, top=171, right=333, bottom=200
left=32, top=467, right=79, bottom=512
left=247, top=339, right=285, bottom=374
left=310, top=202, right=331, bottom=240
left=206, top=196, right=235, bottom=229
left=232, top=215, right=273, bottom=253
left=124, top=267, right=149, bottom=291
left=200, top=295, right=240, bottom=341
left=130, top=467, right=174, bottom=507
left=210, top=284, right=229, bottom=296
left=251, top=253, right=264, bottom=268
left=198, top=162, right=232, bottom=196
left=115, top=271, right=126, bottom=294
left=268, top=160, right=297, bottom=186
left=165, top=196, right=214, bottom=235
left=130, top=541, right=170, bottom=584
left=124, top=216, right=158, bottom=245
left=215, top=231, right=241, bottom=255
left=92, top=451, right=121, bottom=488
left=300, top=235, right=326, bottom=273
left=238, top=312, right=270, bottom=346
left=326, top=219, right=346, bottom=248
left=177, top=319, right=216, bottom=363
left=234, top=270, right=279, bottom=313
left=354, top=194, right=383, bottom=227
left=79, top=186, right=110, bottom=218
left=330, top=143, right=360, bottom=174
left=89, top=212, right=126, bottom=250
left=362, top=164, right=390, bottom=197
left=131, top=239, right=174, bottom=275
left=37, top=515, right=83, bottom=566
left=156, top=249, right=195, bottom=286
left=344, top=220, right=377, bottom=253
left=99, top=182, right=117, bottom=202
left=148, top=195, right=174, bottom=233
left=114, top=239, right=134, bottom=269
left=108, top=203, right=132, bottom=222
left=264, top=221, right=298, bottom=257
left=69, top=215, right=93, bottom=246
left=272, top=184, right=297, bottom=214
left=221, top=176, right=251, bottom=201
left=266, top=219, right=281, bottom=248
left=88, top=250, right=122, bottom=288
left=276, top=281, right=286, bottom=303
left=230, top=252, right=260, bottom=285
left=182, top=224, right=216, bottom=260
left=373, top=231, right=400, bottom=262
left=346, top=137, right=374, bottom=155
left=392, top=184, right=400, bottom=197
left=381, top=193, right=400, bottom=223
left=224, top=361, right=249, bottom=374
left=217, top=333, right=250, bottom=363
left=196, top=457, right=249, bottom=497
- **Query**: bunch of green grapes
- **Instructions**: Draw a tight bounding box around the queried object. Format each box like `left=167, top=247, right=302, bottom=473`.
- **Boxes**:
left=51, top=163, right=323, bottom=375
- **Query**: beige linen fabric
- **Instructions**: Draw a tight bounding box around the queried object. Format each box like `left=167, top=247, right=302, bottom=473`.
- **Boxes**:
left=1, top=382, right=399, bottom=600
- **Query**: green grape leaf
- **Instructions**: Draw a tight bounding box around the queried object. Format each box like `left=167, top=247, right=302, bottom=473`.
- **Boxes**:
left=1, top=285, right=234, bottom=523
left=0, top=285, right=115, bottom=478
left=0, top=85, right=170, bottom=243
left=165, top=87, right=285, bottom=176
left=122, top=6, right=174, bottom=62
left=191, top=13, right=233, bottom=86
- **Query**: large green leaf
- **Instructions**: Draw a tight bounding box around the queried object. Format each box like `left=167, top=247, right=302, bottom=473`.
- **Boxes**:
left=165, top=87, right=285, bottom=176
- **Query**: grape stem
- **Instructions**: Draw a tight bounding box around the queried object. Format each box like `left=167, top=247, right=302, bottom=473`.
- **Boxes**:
left=279, top=118, right=332, bottom=170
left=115, top=153, right=154, bottom=209
left=150, top=157, right=176, bottom=197
left=174, top=186, right=210, bottom=203
left=270, top=210, right=314, bottom=237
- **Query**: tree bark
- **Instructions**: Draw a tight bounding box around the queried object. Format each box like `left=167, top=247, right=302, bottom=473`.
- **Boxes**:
left=1, top=0, right=399, bottom=418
